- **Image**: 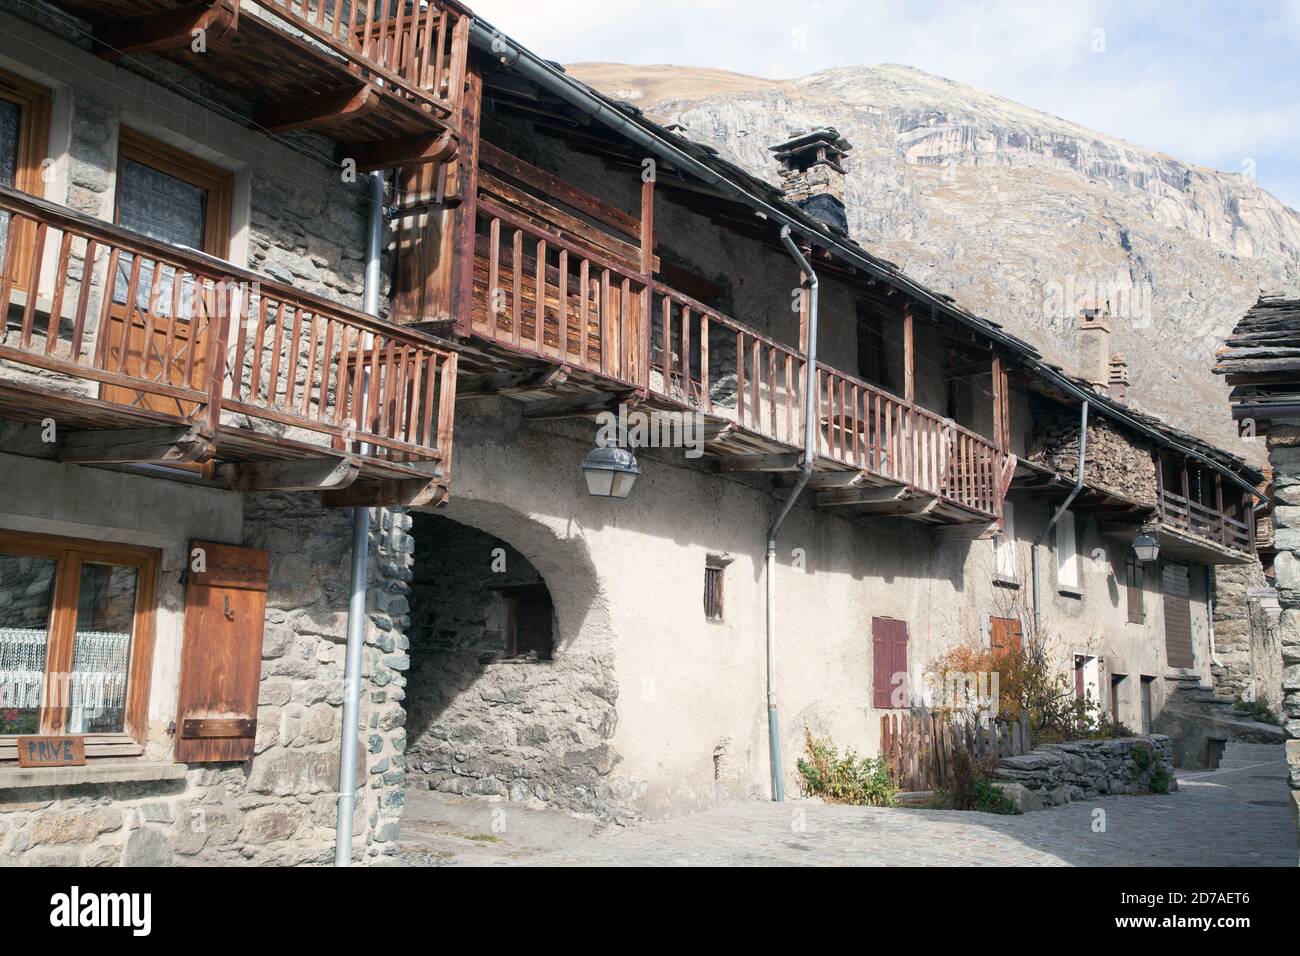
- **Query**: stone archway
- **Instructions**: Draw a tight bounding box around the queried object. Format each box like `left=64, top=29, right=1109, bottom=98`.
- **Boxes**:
left=401, top=502, right=624, bottom=819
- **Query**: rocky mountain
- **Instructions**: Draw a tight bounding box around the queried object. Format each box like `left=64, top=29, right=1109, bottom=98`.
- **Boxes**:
left=566, top=62, right=1300, bottom=458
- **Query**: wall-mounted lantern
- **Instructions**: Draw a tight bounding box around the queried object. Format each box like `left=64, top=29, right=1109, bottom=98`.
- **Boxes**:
left=582, top=444, right=639, bottom=499
left=1132, top=530, right=1160, bottom=563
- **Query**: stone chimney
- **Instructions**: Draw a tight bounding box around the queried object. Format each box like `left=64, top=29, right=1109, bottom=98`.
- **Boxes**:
left=770, top=128, right=852, bottom=233
left=1108, top=354, right=1130, bottom=403
left=1077, top=302, right=1111, bottom=391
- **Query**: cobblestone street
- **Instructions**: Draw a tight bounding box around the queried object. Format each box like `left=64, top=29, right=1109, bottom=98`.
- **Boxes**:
left=398, top=745, right=1296, bottom=866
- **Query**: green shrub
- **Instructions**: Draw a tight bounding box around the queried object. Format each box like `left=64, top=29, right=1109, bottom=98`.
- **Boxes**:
left=1233, top=697, right=1280, bottom=725
left=973, top=779, right=1020, bottom=814
left=1131, top=744, right=1171, bottom=794
left=797, top=731, right=897, bottom=807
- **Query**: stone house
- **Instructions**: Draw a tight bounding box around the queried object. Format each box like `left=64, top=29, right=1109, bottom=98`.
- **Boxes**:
left=0, top=1, right=1272, bottom=864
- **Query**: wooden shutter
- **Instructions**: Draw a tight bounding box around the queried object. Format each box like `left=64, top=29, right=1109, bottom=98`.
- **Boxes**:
left=1161, top=563, right=1194, bottom=669
left=1126, top=556, right=1145, bottom=624
left=175, top=541, right=270, bottom=763
left=990, top=616, right=1022, bottom=658
left=872, top=617, right=908, bottom=709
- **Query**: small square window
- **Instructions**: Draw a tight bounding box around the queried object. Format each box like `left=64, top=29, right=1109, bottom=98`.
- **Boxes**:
left=704, top=566, right=724, bottom=621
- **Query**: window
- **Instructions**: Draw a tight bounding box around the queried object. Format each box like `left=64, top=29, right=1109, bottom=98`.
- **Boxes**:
left=501, top=583, right=553, bottom=661
left=993, top=502, right=1017, bottom=581
left=871, top=617, right=909, bottom=709
left=1125, top=554, right=1145, bottom=623
left=856, top=302, right=891, bottom=391
left=1056, top=509, right=1079, bottom=593
left=0, top=531, right=157, bottom=758
left=0, top=67, right=51, bottom=290
left=704, top=566, right=724, bottom=621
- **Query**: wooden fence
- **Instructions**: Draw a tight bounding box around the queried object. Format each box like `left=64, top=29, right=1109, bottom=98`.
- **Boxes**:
left=880, top=709, right=1031, bottom=793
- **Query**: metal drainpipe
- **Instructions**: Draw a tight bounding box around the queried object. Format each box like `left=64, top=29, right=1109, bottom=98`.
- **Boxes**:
left=1206, top=566, right=1221, bottom=667
left=1032, top=400, right=1089, bottom=632
left=763, top=226, right=819, bottom=803
left=335, top=170, right=385, bottom=866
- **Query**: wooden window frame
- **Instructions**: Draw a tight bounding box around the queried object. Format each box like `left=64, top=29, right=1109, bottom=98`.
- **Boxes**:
left=114, top=127, right=232, bottom=258
left=0, top=529, right=158, bottom=762
left=0, top=66, right=52, bottom=292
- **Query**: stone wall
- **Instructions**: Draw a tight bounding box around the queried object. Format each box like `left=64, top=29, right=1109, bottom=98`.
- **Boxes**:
left=403, top=513, right=625, bottom=821
left=1264, top=425, right=1300, bottom=846
left=996, top=735, right=1177, bottom=807
left=0, top=490, right=412, bottom=866
left=1031, top=400, right=1158, bottom=506
left=1212, top=562, right=1283, bottom=707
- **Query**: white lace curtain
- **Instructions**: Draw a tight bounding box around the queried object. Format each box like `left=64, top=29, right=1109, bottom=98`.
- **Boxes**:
left=0, top=627, right=131, bottom=730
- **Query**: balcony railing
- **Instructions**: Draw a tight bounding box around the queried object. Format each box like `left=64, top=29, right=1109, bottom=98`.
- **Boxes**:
left=0, top=185, right=456, bottom=484
left=470, top=194, right=1003, bottom=518
left=1159, top=488, right=1252, bottom=554
left=257, top=0, right=470, bottom=119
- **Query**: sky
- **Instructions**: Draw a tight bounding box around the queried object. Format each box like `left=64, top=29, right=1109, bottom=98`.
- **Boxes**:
left=469, top=0, right=1300, bottom=211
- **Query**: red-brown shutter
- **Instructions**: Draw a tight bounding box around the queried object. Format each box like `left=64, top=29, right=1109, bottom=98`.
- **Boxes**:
left=175, top=541, right=270, bottom=763
left=872, top=617, right=909, bottom=709
left=1162, top=563, right=1194, bottom=669
left=990, top=616, right=1023, bottom=658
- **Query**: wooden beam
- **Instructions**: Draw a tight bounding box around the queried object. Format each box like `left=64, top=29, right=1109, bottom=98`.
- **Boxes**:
left=459, top=366, right=570, bottom=396
left=640, top=174, right=655, bottom=276
left=257, top=85, right=375, bottom=134
left=932, top=521, right=998, bottom=542
left=716, top=452, right=803, bottom=473
left=805, top=469, right=871, bottom=489
left=95, top=1, right=236, bottom=60
left=844, top=495, right=941, bottom=517
left=218, top=456, right=360, bottom=492
left=350, top=132, right=456, bottom=172
left=817, top=486, right=908, bottom=508
left=322, top=478, right=446, bottom=509
left=58, top=425, right=213, bottom=464
left=903, top=311, right=915, bottom=404
left=521, top=390, right=634, bottom=420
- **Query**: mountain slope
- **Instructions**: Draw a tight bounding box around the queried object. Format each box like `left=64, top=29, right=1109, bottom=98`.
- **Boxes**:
left=567, top=62, right=1300, bottom=455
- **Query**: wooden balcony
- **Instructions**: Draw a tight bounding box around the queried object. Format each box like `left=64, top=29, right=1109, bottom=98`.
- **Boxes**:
left=0, top=185, right=456, bottom=506
left=456, top=179, right=1005, bottom=525
left=1157, top=488, right=1255, bottom=564
left=44, top=0, right=469, bottom=167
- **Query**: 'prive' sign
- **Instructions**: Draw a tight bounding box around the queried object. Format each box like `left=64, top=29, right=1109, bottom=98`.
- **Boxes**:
left=16, top=735, right=86, bottom=768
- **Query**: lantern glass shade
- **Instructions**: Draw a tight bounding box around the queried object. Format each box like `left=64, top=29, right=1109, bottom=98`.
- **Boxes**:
left=1132, top=531, right=1160, bottom=563
left=581, top=445, right=639, bottom=499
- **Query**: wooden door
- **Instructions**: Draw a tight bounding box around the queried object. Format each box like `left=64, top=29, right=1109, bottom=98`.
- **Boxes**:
left=1162, top=563, right=1194, bottom=669
left=175, top=542, right=269, bottom=763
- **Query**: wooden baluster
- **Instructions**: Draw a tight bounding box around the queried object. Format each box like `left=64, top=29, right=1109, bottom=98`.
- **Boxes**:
left=579, top=259, right=590, bottom=367
left=768, top=346, right=777, bottom=440
left=248, top=297, right=269, bottom=402
left=750, top=339, right=760, bottom=434
left=511, top=229, right=522, bottom=346
left=160, top=266, right=184, bottom=387
left=599, top=269, right=612, bottom=376
left=115, top=255, right=143, bottom=374
left=700, top=312, right=710, bottom=413
left=182, top=277, right=205, bottom=388
left=682, top=304, right=692, bottom=401
left=335, top=325, right=355, bottom=428
left=431, top=12, right=448, bottom=97
left=267, top=302, right=287, bottom=407
left=377, top=340, right=396, bottom=440
left=0, top=213, right=22, bottom=322
left=486, top=216, right=500, bottom=334
left=661, top=296, right=672, bottom=394
left=317, top=318, right=336, bottom=421
left=403, top=345, right=422, bottom=447
left=535, top=238, right=547, bottom=353
left=784, top=353, right=793, bottom=445
left=17, top=222, right=48, bottom=350
left=366, top=332, right=383, bottom=438
left=285, top=307, right=305, bottom=410
left=422, top=353, right=438, bottom=448
left=735, top=331, right=745, bottom=428
left=70, top=239, right=98, bottom=361
left=417, top=6, right=438, bottom=89
left=44, top=231, right=73, bottom=355
left=301, top=314, right=322, bottom=416
left=361, top=0, right=377, bottom=58
left=557, top=249, right=568, bottom=360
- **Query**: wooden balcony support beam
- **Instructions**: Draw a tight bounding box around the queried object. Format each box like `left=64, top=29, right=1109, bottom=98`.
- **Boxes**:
left=322, top=477, right=447, bottom=509
left=716, top=452, right=803, bottom=473
left=349, top=132, right=456, bottom=172
left=257, top=85, right=375, bottom=134
left=57, top=424, right=214, bottom=465
left=459, top=366, right=570, bottom=397
left=95, top=1, right=237, bottom=61
left=817, top=486, right=909, bottom=508
left=521, top=389, right=636, bottom=421
left=218, top=456, right=361, bottom=492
